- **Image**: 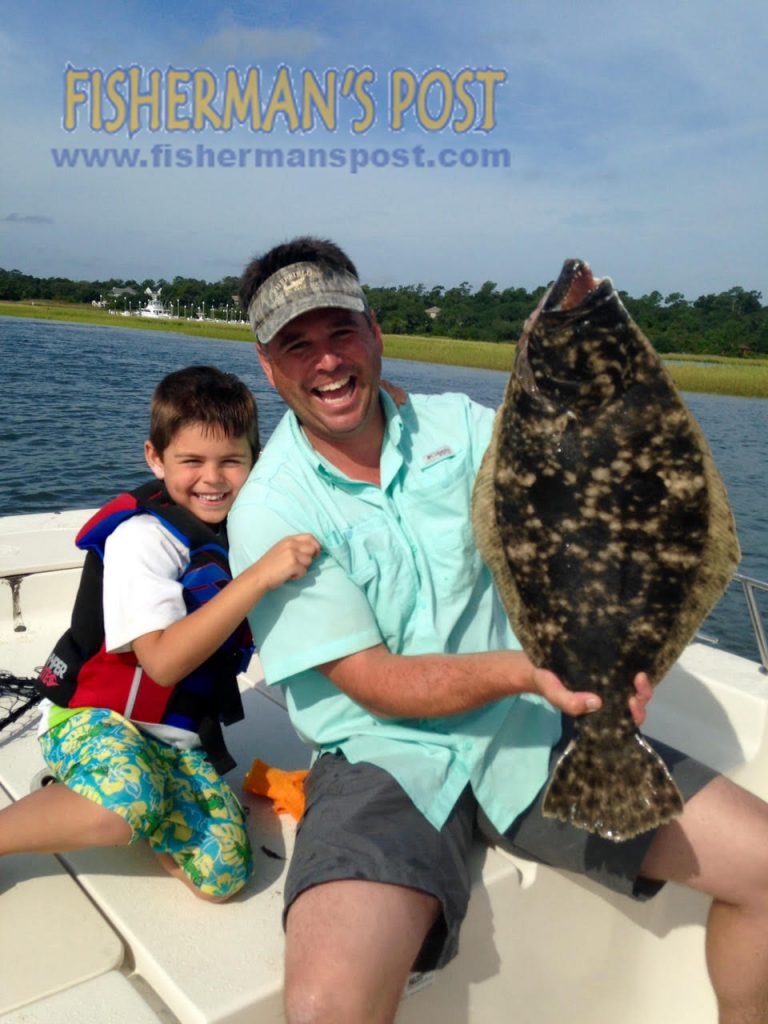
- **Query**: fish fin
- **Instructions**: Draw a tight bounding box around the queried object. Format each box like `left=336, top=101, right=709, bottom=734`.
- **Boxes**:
left=541, top=733, right=684, bottom=842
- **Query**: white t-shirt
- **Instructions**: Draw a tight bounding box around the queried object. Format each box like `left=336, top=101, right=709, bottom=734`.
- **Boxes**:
left=40, top=514, right=202, bottom=748
left=102, top=514, right=189, bottom=652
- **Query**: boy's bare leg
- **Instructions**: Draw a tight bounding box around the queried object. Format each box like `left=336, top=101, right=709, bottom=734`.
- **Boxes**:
left=284, top=879, right=440, bottom=1024
left=0, top=783, right=131, bottom=854
left=152, top=851, right=232, bottom=903
left=0, top=785, right=234, bottom=902
left=640, top=776, right=768, bottom=1024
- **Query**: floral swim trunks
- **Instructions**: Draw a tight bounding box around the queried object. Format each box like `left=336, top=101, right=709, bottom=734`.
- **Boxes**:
left=40, top=707, right=253, bottom=898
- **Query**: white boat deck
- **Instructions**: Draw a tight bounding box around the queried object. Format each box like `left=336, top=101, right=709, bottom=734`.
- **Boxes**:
left=1, top=510, right=767, bottom=1022
left=0, top=784, right=125, bottom=1016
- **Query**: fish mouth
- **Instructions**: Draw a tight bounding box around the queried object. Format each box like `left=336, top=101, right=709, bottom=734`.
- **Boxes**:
left=544, top=259, right=613, bottom=314
left=515, top=259, right=623, bottom=398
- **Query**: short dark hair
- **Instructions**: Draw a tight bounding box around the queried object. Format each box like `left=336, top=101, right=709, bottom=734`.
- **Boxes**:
left=149, top=365, right=260, bottom=460
left=238, top=236, right=359, bottom=314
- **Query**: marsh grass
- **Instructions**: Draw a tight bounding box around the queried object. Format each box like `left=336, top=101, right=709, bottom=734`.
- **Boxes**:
left=383, top=333, right=516, bottom=372
left=383, top=334, right=768, bottom=398
left=2, top=302, right=766, bottom=398
left=665, top=362, right=768, bottom=398
left=0, top=300, right=252, bottom=343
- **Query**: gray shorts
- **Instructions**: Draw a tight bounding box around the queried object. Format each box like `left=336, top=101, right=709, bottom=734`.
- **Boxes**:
left=284, top=735, right=717, bottom=972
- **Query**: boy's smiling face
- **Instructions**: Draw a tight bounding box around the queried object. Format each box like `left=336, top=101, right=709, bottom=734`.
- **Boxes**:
left=144, top=423, right=253, bottom=524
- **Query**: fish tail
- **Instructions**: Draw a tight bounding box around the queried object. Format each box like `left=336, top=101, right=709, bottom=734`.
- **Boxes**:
left=541, top=732, right=684, bottom=842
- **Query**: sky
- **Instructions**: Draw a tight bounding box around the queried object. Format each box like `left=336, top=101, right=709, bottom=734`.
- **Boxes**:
left=1, top=0, right=766, bottom=301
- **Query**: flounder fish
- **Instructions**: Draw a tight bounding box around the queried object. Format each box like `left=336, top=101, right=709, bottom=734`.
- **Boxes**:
left=472, top=259, right=740, bottom=841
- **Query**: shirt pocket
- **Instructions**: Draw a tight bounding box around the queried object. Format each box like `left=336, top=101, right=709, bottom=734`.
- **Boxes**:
left=405, top=452, right=484, bottom=599
left=325, top=516, right=417, bottom=650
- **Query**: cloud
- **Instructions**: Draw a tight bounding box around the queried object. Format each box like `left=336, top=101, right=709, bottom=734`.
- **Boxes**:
left=2, top=213, right=54, bottom=224
left=0, top=27, right=37, bottom=94
left=2, top=0, right=764, bottom=301
left=196, top=26, right=325, bottom=61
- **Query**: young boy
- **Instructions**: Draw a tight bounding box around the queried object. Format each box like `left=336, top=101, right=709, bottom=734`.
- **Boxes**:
left=0, top=365, right=319, bottom=901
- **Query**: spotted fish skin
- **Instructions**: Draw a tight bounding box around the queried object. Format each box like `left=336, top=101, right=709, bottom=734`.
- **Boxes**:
left=472, top=259, right=740, bottom=841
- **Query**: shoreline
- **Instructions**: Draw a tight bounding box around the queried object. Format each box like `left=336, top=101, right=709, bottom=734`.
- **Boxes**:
left=2, top=300, right=767, bottom=399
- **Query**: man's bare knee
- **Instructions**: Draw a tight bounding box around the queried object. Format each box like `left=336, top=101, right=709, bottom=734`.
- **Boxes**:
left=285, top=983, right=348, bottom=1024
left=283, top=880, right=437, bottom=1024
left=285, top=980, right=396, bottom=1024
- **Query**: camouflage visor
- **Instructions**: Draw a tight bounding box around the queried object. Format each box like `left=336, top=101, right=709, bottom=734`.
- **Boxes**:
left=247, top=262, right=368, bottom=344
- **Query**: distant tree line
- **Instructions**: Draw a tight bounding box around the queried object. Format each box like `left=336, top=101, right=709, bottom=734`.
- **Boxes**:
left=0, top=269, right=241, bottom=319
left=1, top=267, right=766, bottom=356
left=363, top=280, right=768, bottom=356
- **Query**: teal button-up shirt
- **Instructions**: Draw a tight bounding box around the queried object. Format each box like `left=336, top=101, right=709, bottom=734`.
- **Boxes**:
left=228, top=391, right=560, bottom=833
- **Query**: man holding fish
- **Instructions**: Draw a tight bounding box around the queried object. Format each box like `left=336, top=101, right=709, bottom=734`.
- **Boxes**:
left=229, top=236, right=768, bottom=1024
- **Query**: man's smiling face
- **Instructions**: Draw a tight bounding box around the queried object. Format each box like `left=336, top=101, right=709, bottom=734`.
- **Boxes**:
left=257, top=307, right=384, bottom=447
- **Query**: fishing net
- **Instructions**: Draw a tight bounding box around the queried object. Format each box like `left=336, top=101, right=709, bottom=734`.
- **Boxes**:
left=0, top=671, right=41, bottom=733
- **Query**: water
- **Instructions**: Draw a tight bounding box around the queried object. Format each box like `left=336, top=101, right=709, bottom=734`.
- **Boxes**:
left=1, top=316, right=766, bottom=662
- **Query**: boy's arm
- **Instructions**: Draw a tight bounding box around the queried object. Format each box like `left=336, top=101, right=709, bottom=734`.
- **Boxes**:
left=132, top=533, right=320, bottom=687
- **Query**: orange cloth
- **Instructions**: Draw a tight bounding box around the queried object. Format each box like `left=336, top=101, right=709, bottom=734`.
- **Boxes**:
left=243, top=758, right=309, bottom=821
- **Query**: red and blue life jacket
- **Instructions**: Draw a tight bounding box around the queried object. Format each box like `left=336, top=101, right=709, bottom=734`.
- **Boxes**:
left=37, top=481, right=253, bottom=774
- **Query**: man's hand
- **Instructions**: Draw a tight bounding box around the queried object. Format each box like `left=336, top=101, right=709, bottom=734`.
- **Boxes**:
left=529, top=668, right=602, bottom=717
left=628, top=672, right=653, bottom=727
left=381, top=379, right=408, bottom=407
left=532, top=668, right=654, bottom=726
